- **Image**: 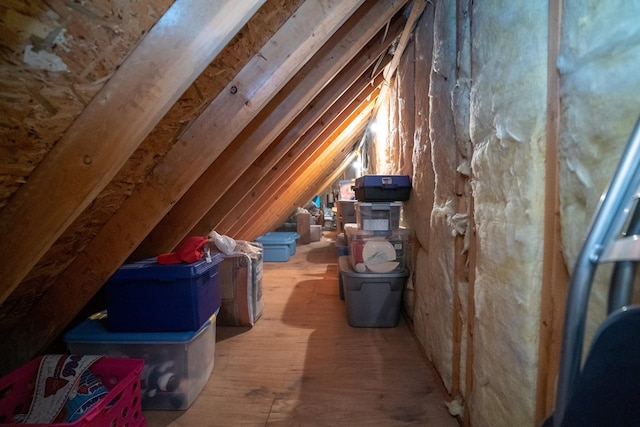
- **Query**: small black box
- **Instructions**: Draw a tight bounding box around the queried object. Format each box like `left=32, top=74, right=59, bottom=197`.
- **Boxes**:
left=353, top=175, right=411, bottom=202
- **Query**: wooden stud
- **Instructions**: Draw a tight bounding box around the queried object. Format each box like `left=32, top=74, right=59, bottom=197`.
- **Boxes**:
left=535, top=0, right=567, bottom=423
left=375, top=0, right=428, bottom=118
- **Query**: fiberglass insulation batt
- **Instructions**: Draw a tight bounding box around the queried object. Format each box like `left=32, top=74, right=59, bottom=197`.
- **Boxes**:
left=468, top=1, right=548, bottom=426
left=558, top=1, right=640, bottom=343
left=372, top=1, right=640, bottom=426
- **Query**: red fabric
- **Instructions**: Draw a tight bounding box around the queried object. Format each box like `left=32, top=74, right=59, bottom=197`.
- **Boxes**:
left=156, top=252, right=182, bottom=264
left=157, top=236, right=208, bottom=264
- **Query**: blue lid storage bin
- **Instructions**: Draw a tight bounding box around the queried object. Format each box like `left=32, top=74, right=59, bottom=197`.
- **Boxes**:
left=255, top=232, right=298, bottom=262
left=353, top=175, right=411, bottom=202
left=106, top=254, right=223, bottom=332
left=338, top=256, right=408, bottom=327
left=256, top=231, right=298, bottom=255
left=64, top=311, right=217, bottom=411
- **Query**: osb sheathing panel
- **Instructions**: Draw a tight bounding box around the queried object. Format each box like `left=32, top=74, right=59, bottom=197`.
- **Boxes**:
left=0, top=0, right=305, bottom=333
left=0, top=0, right=173, bottom=329
left=0, top=0, right=174, bottom=209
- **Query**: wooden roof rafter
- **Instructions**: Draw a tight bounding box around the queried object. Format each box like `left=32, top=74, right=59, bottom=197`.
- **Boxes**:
left=0, top=0, right=266, bottom=306
left=206, top=71, right=386, bottom=237
left=0, top=0, right=366, bottom=373
left=133, top=0, right=408, bottom=259
left=236, top=98, right=375, bottom=239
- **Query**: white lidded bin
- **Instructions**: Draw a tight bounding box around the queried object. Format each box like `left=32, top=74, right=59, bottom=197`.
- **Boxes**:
left=64, top=311, right=216, bottom=411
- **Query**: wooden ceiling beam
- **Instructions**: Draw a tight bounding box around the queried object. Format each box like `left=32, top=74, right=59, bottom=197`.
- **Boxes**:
left=246, top=150, right=358, bottom=239
left=133, top=0, right=408, bottom=259
left=187, top=19, right=402, bottom=239
left=376, top=0, right=428, bottom=116
left=0, top=0, right=365, bottom=373
left=205, top=72, right=384, bottom=236
left=240, top=130, right=363, bottom=240
left=290, top=151, right=360, bottom=223
left=219, top=83, right=380, bottom=237
left=234, top=102, right=372, bottom=240
left=0, top=0, right=265, bottom=306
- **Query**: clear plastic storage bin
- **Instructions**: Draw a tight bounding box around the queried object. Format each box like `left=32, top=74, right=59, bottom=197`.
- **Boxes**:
left=345, top=226, right=409, bottom=273
left=64, top=311, right=216, bottom=411
left=355, top=202, right=402, bottom=232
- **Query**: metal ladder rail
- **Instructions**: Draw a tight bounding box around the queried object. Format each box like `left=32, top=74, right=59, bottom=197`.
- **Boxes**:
left=607, top=195, right=640, bottom=314
left=554, top=115, right=640, bottom=427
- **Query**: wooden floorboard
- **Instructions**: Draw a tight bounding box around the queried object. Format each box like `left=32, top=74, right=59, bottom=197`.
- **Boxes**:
left=144, top=232, right=459, bottom=426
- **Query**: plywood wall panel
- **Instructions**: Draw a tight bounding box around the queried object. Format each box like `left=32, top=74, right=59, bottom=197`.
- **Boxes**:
left=0, top=0, right=366, bottom=372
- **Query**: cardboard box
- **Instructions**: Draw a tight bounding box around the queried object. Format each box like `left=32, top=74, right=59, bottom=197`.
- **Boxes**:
left=217, top=252, right=264, bottom=326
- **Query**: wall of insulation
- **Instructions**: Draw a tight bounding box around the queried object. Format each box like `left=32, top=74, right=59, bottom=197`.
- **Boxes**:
left=367, top=0, right=640, bottom=426
left=558, top=1, right=640, bottom=341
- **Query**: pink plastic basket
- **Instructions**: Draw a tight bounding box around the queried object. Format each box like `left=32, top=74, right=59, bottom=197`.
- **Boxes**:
left=0, top=356, right=146, bottom=426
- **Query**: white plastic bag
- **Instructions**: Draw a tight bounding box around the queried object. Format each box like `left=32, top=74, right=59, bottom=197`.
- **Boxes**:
left=208, top=230, right=236, bottom=255
left=234, top=240, right=263, bottom=256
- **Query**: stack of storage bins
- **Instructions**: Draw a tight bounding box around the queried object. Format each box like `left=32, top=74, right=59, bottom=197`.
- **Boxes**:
left=64, top=254, right=223, bottom=411
left=339, top=175, right=411, bottom=327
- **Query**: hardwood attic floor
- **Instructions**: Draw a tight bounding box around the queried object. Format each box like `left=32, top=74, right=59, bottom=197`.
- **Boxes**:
left=144, top=231, right=459, bottom=427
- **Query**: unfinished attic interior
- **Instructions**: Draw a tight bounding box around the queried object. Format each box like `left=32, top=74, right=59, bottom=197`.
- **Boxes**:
left=2, top=0, right=640, bottom=425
